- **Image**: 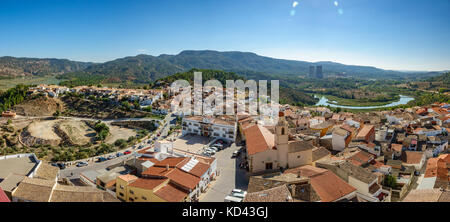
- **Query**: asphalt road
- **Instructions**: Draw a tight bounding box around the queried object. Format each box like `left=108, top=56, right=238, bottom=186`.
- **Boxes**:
left=200, top=143, right=249, bottom=202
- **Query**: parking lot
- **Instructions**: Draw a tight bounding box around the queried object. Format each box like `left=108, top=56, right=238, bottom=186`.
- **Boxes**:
left=172, top=135, right=211, bottom=154
left=200, top=142, right=249, bottom=202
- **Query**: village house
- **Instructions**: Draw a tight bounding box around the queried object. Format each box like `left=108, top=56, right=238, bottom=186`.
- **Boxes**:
left=182, top=115, right=237, bottom=142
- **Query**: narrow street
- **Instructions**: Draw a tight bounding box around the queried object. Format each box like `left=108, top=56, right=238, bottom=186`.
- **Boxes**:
left=200, top=143, right=249, bottom=202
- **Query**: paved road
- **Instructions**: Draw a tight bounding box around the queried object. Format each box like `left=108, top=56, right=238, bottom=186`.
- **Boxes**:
left=200, top=143, right=249, bottom=202
left=60, top=152, right=134, bottom=179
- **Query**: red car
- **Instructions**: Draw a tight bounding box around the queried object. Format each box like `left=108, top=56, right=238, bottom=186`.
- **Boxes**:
left=123, top=150, right=131, bottom=155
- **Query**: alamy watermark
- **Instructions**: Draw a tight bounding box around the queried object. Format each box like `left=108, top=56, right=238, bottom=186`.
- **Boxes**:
left=170, top=72, right=280, bottom=125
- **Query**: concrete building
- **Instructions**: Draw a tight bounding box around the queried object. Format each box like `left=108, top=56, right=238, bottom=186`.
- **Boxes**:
left=182, top=115, right=237, bottom=142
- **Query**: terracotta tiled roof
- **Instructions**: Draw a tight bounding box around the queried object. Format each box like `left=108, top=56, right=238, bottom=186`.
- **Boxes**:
left=154, top=183, right=189, bottom=202
left=154, top=157, right=189, bottom=168
left=391, top=143, right=403, bottom=152
left=310, top=170, right=357, bottom=202
left=142, top=166, right=172, bottom=177
left=439, top=154, right=450, bottom=163
left=117, top=174, right=138, bottom=183
left=356, top=125, right=374, bottom=139
left=424, top=158, right=448, bottom=180
left=285, top=165, right=356, bottom=202
left=347, top=151, right=374, bottom=166
left=244, top=124, right=275, bottom=155
left=187, top=162, right=210, bottom=178
left=128, top=178, right=167, bottom=190
left=166, top=168, right=200, bottom=191
left=402, top=151, right=424, bottom=164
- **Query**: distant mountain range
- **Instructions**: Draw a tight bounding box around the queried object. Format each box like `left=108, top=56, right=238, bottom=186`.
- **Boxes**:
left=0, top=50, right=444, bottom=81
left=0, top=56, right=92, bottom=77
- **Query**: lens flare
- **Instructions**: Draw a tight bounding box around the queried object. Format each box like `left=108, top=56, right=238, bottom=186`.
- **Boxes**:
left=338, top=8, right=344, bottom=15
left=293, top=1, right=299, bottom=8
left=334, top=1, right=339, bottom=7
left=290, top=10, right=296, bottom=16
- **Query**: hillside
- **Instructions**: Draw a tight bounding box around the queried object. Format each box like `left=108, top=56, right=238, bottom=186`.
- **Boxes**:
left=0, top=56, right=92, bottom=77
left=154, top=69, right=318, bottom=106
left=59, top=50, right=426, bottom=84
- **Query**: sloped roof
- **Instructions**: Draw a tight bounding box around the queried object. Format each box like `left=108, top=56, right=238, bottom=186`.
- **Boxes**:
left=403, top=189, right=443, bottom=202
left=50, top=184, right=119, bottom=202
left=35, top=164, right=59, bottom=181
left=12, top=177, right=56, bottom=202
left=154, top=183, right=189, bottom=202
left=128, top=178, right=167, bottom=190
left=166, top=168, right=200, bottom=191
left=244, top=185, right=293, bottom=202
left=244, top=124, right=275, bottom=155
left=402, top=151, right=424, bottom=164
left=356, top=125, right=374, bottom=139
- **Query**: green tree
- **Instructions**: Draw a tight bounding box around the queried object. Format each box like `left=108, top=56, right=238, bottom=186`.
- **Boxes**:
left=384, top=175, right=397, bottom=189
left=114, top=139, right=128, bottom=148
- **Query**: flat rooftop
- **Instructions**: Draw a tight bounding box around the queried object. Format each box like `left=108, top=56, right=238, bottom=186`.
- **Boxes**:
left=0, top=156, right=39, bottom=180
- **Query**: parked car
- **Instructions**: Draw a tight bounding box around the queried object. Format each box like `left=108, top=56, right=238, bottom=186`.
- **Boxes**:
left=224, top=195, right=243, bottom=202
left=123, top=150, right=132, bottom=155
left=96, top=157, right=107, bottom=162
left=212, top=143, right=223, bottom=149
left=56, top=163, right=66, bottom=169
left=231, top=189, right=247, bottom=199
left=76, top=161, right=88, bottom=167
left=107, top=155, right=116, bottom=160
left=116, top=152, right=124, bottom=157
left=204, top=148, right=216, bottom=154
left=209, top=147, right=219, bottom=152
left=232, top=150, right=240, bottom=158
left=138, top=145, right=144, bottom=149
left=51, top=163, right=58, bottom=167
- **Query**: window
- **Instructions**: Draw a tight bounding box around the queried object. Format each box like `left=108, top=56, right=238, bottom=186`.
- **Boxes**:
left=129, top=198, right=134, bottom=202
left=297, top=155, right=301, bottom=159
left=265, top=162, right=273, bottom=170
left=119, top=192, right=124, bottom=197
left=142, top=196, right=147, bottom=200
left=119, top=185, right=124, bottom=189
left=281, top=128, right=285, bottom=135
left=129, top=190, right=134, bottom=194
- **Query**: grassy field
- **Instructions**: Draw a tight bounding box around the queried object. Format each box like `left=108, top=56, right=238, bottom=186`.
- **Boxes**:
left=0, top=76, right=62, bottom=90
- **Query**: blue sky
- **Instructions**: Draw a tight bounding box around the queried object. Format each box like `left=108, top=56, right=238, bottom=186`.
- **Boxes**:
left=0, top=0, right=449, bottom=71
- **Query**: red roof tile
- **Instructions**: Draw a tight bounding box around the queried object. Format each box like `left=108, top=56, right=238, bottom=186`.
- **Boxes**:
left=154, top=183, right=189, bottom=202
left=0, top=187, right=10, bottom=202
left=128, top=178, right=167, bottom=190
left=244, top=124, right=275, bottom=155
left=166, top=168, right=200, bottom=191
left=187, top=162, right=210, bottom=178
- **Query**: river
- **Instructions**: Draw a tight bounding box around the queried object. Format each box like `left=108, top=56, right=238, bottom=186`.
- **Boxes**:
left=314, top=95, right=415, bottom=110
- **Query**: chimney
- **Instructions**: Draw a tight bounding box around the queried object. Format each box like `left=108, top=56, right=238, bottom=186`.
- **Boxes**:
left=166, top=164, right=169, bottom=171
left=297, top=171, right=301, bottom=178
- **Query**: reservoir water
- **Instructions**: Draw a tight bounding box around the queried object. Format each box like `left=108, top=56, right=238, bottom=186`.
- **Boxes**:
left=315, top=95, right=415, bottom=110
